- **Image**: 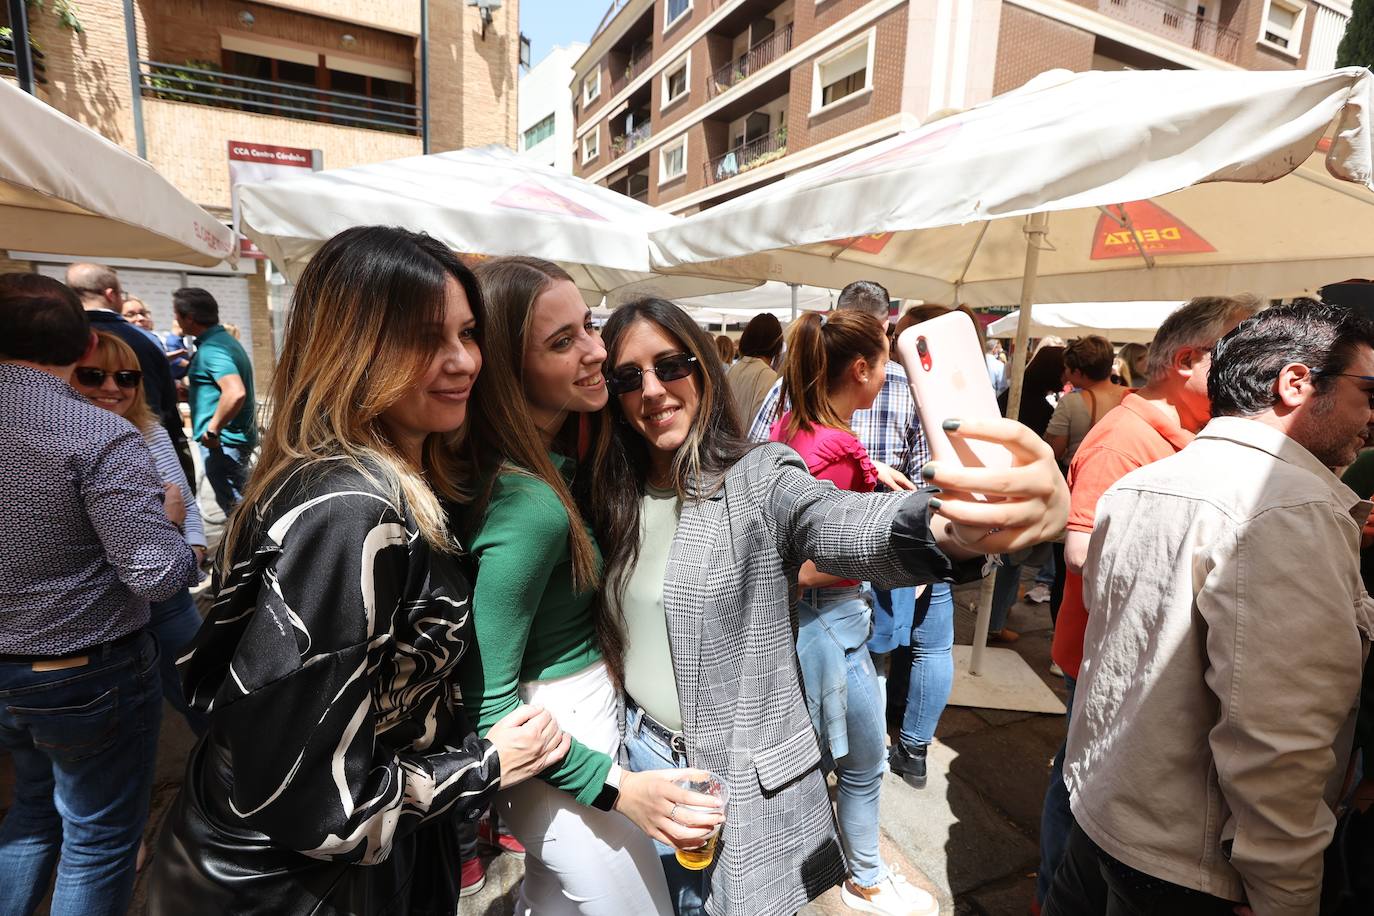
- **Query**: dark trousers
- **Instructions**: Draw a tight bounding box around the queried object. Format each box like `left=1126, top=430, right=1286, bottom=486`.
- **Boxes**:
left=1043, top=822, right=1236, bottom=916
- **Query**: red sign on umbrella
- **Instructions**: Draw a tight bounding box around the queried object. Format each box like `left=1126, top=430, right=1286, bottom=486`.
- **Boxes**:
left=1090, top=200, right=1216, bottom=260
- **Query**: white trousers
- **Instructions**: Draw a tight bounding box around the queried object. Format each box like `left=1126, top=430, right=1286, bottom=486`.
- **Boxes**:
left=495, top=660, right=672, bottom=916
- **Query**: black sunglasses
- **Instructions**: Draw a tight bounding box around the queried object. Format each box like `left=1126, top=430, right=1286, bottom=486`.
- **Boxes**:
left=605, top=354, right=699, bottom=395
left=75, top=367, right=142, bottom=389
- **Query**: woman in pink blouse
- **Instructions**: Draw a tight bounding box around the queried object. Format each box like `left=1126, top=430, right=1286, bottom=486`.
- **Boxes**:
left=770, top=311, right=936, bottom=916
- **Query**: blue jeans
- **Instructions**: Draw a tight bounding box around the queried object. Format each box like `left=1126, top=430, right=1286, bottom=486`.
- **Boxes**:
left=990, top=558, right=1021, bottom=635
left=866, top=586, right=916, bottom=655
left=0, top=632, right=162, bottom=916
left=622, top=703, right=707, bottom=916
left=148, top=589, right=208, bottom=736
left=1037, top=675, right=1077, bottom=905
left=200, top=442, right=250, bottom=515
left=896, top=582, right=954, bottom=749
left=799, top=595, right=890, bottom=888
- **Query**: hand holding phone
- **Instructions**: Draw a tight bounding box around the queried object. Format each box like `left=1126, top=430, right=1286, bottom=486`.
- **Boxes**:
left=895, top=312, right=1068, bottom=554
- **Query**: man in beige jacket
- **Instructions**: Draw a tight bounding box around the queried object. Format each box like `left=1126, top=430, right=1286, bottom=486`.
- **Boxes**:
left=1045, top=302, right=1374, bottom=916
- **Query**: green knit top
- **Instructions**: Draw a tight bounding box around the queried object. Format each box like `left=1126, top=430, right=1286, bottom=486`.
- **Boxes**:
left=458, top=456, right=609, bottom=805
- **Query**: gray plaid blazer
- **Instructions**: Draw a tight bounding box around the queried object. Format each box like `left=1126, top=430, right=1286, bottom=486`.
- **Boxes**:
left=662, top=443, right=978, bottom=916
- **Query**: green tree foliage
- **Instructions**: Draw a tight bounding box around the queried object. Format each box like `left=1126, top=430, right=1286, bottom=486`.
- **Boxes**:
left=1338, top=0, right=1374, bottom=68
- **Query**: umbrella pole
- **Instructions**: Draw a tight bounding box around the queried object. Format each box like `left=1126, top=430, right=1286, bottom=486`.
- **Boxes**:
left=970, top=211, right=1049, bottom=678
left=790, top=282, right=799, bottom=321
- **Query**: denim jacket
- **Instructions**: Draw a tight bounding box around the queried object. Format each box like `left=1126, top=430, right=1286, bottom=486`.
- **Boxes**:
left=796, top=593, right=873, bottom=761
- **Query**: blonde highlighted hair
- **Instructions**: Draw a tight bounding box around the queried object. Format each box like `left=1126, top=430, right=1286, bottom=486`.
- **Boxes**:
left=219, top=226, right=484, bottom=569
left=84, top=332, right=156, bottom=435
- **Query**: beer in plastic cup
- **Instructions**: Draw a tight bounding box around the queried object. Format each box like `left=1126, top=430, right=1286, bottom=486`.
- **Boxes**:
left=672, top=772, right=728, bottom=871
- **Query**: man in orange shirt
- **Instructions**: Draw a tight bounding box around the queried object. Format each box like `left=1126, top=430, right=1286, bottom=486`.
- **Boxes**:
left=1034, top=294, right=1261, bottom=911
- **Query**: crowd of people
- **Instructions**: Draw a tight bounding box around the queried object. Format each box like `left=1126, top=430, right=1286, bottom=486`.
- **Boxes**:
left=1, top=223, right=1371, bottom=916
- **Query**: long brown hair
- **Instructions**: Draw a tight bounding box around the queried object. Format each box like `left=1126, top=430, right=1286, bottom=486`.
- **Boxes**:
left=219, top=225, right=483, bottom=569
left=590, top=299, right=752, bottom=677
left=465, top=255, right=600, bottom=595
left=84, top=332, right=156, bottom=435
left=778, top=310, right=887, bottom=439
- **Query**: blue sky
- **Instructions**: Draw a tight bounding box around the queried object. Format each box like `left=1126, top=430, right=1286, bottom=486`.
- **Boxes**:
left=520, top=0, right=605, bottom=66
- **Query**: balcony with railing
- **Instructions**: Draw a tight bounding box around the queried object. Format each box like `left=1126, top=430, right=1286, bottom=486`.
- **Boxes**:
left=610, top=44, right=652, bottom=96
left=704, top=127, right=787, bottom=186
left=1098, top=0, right=1240, bottom=62
left=611, top=120, right=653, bottom=157
left=0, top=38, right=47, bottom=85
left=138, top=60, right=421, bottom=134
left=707, top=23, right=793, bottom=100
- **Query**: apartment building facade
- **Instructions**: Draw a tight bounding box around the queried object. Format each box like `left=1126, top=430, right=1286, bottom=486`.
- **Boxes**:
left=1, top=0, right=520, bottom=388
left=570, top=0, right=1347, bottom=216
left=520, top=42, right=589, bottom=171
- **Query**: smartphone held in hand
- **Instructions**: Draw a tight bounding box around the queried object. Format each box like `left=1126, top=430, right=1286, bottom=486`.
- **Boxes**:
left=896, top=310, right=1012, bottom=474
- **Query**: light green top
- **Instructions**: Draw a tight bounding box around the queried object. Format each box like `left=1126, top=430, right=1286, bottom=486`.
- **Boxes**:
left=622, top=486, right=684, bottom=731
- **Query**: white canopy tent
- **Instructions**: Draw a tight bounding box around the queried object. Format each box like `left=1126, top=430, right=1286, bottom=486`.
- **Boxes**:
left=649, top=67, right=1374, bottom=712
left=238, top=145, right=750, bottom=305
left=0, top=80, right=234, bottom=266
left=985, top=301, right=1185, bottom=344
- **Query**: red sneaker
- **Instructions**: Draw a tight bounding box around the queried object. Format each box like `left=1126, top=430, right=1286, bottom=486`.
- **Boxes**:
left=459, top=856, right=486, bottom=898
left=478, top=817, right=526, bottom=859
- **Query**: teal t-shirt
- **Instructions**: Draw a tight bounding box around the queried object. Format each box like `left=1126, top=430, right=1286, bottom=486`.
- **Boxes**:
left=188, top=324, right=257, bottom=447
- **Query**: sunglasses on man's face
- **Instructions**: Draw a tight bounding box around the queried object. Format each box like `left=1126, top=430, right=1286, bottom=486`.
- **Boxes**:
left=604, top=354, right=699, bottom=396
left=75, top=367, right=142, bottom=390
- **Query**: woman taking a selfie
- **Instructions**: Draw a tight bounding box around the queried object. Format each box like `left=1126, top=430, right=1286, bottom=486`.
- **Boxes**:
left=459, top=257, right=708, bottom=915
left=590, top=298, right=1068, bottom=916
left=149, top=227, right=567, bottom=916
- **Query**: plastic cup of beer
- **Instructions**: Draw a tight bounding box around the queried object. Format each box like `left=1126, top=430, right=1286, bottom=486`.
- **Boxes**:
left=673, top=772, right=728, bottom=871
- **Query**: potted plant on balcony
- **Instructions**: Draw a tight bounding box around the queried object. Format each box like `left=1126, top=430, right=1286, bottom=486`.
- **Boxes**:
left=611, top=135, right=628, bottom=156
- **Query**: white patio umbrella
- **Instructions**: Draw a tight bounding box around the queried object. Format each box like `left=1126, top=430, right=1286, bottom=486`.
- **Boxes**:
left=238, top=145, right=751, bottom=305
left=986, top=301, right=1185, bottom=344
left=649, top=67, right=1374, bottom=712
left=676, top=281, right=836, bottom=328
left=0, top=80, right=234, bottom=266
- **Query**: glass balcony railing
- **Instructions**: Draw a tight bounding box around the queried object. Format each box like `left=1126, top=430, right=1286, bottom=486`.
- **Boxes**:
left=139, top=60, right=421, bottom=134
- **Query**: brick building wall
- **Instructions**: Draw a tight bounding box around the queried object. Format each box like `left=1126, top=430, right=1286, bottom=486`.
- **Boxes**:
left=993, top=5, right=1097, bottom=95
left=789, top=7, right=908, bottom=151
left=143, top=0, right=415, bottom=72
left=427, top=0, right=519, bottom=151
left=21, top=0, right=143, bottom=152
left=253, top=0, right=421, bottom=36
left=142, top=98, right=421, bottom=211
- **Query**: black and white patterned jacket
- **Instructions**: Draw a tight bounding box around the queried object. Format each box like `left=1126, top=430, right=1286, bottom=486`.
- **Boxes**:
left=179, top=458, right=500, bottom=865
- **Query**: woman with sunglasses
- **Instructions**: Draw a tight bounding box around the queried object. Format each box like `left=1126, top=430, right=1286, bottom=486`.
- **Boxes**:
left=769, top=311, right=935, bottom=916
left=458, top=257, right=711, bottom=915
left=590, top=299, right=1068, bottom=916
left=71, top=333, right=208, bottom=735
left=148, top=227, right=568, bottom=916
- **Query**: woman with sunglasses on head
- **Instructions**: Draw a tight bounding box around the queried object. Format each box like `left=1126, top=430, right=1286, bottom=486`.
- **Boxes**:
left=768, top=311, right=935, bottom=916
left=148, top=227, right=569, bottom=916
left=457, top=257, right=711, bottom=915
left=591, top=298, right=1068, bottom=916
left=71, top=332, right=208, bottom=736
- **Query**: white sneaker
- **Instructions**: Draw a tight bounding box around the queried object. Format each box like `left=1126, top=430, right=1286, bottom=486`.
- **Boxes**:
left=1025, top=583, right=1051, bottom=604
left=841, top=872, right=938, bottom=916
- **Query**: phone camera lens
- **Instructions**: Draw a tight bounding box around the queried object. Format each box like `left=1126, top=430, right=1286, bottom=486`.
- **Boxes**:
left=916, top=337, right=928, bottom=356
